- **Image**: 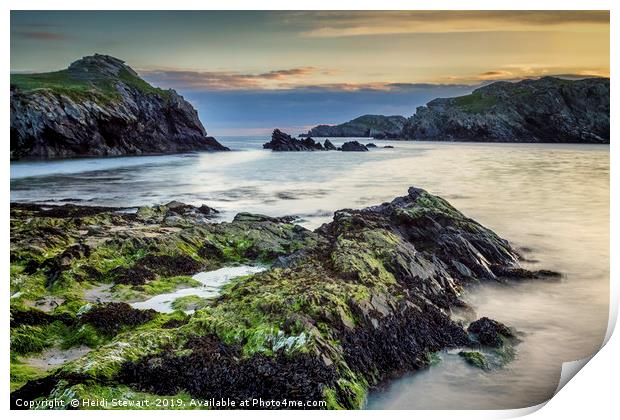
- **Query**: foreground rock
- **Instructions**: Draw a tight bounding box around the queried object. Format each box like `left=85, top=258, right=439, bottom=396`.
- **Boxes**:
left=306, top=114, right=407, bottom=139
left=11, top=189, right=553, bottom=409
left=10, top=54, right=229, bottom=160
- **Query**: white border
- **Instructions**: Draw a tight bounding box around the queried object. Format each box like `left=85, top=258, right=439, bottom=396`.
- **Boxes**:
left=3, top=1, right=616, bottom=419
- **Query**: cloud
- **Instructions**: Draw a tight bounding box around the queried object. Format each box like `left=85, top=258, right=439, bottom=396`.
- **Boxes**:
left=141, top=64, right=608, bottom=93
left=472, top=67, right=609, bottom=83
left=140, top=67, right=320, bottom=90
left=16, top=31, right=69, bottom=41
left=477, top=70, right=516, bottom=80
left=289, top=11, right=609, bottom=38
left=290, top=82, right=474, bottom=92
left=18, top=22, right=60, bottom=28
left=141, top=67, right=479, bottom=92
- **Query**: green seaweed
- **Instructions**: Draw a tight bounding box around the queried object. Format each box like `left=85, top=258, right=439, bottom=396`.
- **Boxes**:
left=10, top=356, right=46, bottom=392
left=459, top=351, right=489, bottom=370
left=11, top=325, right=53, bottom=355
left=171, top=295, right=210, bottom=312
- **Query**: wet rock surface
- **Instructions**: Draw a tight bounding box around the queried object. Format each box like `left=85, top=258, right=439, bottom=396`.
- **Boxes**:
left=263, top=129, right=332, bottom=152
left=467, top=317, right=514, bottom=348
left=340, top=141, right=369, bottom=152
left=458, top=351, right=489, bottom=370
left=264, top=129, right=375, bottom=153
left=10, top=54, right=229, bottom=160
left=136, top=255, right=203, bottom=277
left=109, top=266, right=156, bottom=286
left=119, top=335, right=338, bottom=409
left=80, top=303, right=157, bottom=335
left=10, top=188, right=555, bottom=409
left=323, top=139, right=337, bottom=150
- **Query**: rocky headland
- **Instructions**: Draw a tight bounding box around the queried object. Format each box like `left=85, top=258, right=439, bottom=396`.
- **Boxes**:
left=401, top=77, right=609, bottom=143
left=304, top=115, right=407, bottom=139
left=10, top=188, right=558, bottom=409
left=10, top=54, right=228, bottom=160
left=304, top=77, right=610, bottom=143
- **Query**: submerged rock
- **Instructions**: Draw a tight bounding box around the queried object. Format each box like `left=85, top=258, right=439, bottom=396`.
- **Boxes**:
left=10, top=188, right=555, bottom=409
left=459, top=351, right=489, bottom=370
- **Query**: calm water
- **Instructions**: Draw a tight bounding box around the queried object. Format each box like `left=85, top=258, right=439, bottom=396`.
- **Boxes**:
left=131, top=265, right=266, bottom=314
left=10, top=137, right=609, bottom=409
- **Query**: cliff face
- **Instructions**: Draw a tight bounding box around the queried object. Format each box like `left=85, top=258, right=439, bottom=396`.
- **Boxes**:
left=307, top=115, right=407, bottom=139
left=10, top=54, right=228, bottom=160
left=401, top=77, right=610, bottom=143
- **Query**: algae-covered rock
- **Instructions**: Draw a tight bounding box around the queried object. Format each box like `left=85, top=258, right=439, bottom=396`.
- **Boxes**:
left=459, top=317, right=519, bottom=370
left=468, top=317, right=514, bottom=348
left=458, top=351, right=489, bottom=370
left=10, top=188, right=552, bottom=409
left=80, top=303, right=157, bottom=336
left=170, top=295, right=210, bottom=312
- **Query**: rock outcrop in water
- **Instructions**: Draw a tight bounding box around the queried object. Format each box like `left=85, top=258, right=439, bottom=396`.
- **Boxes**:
left=323, top=139, right=337, bottom=150
left=263, top=129, right=327, bottom=151
left=10, top=54, right=229, bottom=160
left=264, top=129, right=370, bottom=152
left=10, top=189, right=557, bottom=409
left=340, top=141, right=369, bottom=152
left=306, top=115, right=407, bottom=139
left=401, top=77, right=609, bottom=143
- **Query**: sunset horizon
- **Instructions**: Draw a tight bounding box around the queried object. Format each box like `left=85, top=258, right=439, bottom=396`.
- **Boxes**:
left=11, top=10, right=610, bottom=135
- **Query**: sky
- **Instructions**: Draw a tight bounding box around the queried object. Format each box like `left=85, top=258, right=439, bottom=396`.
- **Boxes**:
left=10, top=11, right=610, bottom=135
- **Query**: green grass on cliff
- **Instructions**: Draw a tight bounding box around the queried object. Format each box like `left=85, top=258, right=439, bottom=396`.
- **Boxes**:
left=11, top=70, right=106, bottom=101
left=453, top=91, right=499, bottom=114
left=10, top=69, right=172, bottom=103
left=117, top=69, right=173, bottom=100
